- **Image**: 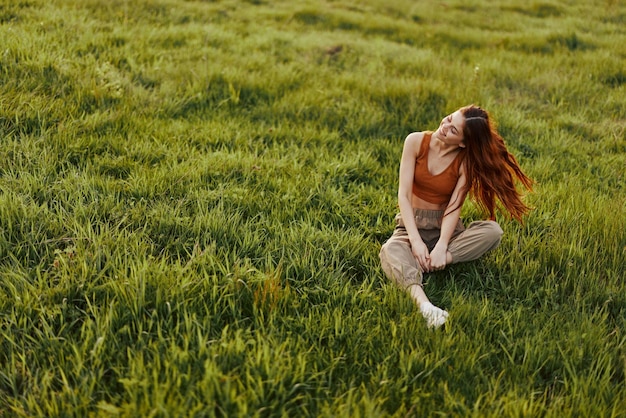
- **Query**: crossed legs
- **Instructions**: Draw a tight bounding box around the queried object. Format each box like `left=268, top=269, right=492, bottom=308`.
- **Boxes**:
left=379, top=218, right=502, bottom=328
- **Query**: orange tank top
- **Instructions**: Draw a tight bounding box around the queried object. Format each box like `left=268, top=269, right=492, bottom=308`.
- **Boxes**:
left=412, top=132, right=465, bottom=205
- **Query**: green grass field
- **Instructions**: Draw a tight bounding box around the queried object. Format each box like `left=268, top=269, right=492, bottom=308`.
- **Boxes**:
left=1, top=0, right=625, bottom=416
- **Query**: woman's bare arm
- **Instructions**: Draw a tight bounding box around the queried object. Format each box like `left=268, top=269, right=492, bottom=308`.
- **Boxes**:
left=397, top=132, right=431, bottom=271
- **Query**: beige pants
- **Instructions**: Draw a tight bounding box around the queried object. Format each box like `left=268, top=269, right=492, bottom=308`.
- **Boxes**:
left=379, top=209, right=503, bottom=289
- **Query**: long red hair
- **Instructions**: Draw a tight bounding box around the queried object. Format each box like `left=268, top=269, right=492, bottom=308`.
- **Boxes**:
left=460, top=105, right=533, bottom=222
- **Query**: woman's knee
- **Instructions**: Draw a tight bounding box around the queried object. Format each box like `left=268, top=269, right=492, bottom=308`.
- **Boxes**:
left=379, top=240, right=391, bottom=262
left=379, top=237, right=408, bottom=257
left=483, top=221, right=503, bottom=249
left=450, top=221, right=504, bottom=263
left=379, top=241, right=395, bottom=274
left=487, top=220, right=503, bottom=238
left=379, top=240, right=420, bottom=283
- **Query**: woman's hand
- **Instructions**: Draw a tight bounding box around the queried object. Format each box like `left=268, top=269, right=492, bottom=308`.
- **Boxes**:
left=429, top=244, right=448, bottom=271
left=411, top=241, right=432, bottom=272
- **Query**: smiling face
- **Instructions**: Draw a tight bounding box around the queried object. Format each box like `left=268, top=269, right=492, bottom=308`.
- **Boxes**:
left=435, top=110, right=466, bottom=148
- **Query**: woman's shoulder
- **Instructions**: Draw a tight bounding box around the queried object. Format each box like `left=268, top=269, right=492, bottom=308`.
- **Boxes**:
left=404, top=131, right=429, bottom=145
left=406, top=130, right=429, bottom=139
left=404, top=131, right=431, bottom=154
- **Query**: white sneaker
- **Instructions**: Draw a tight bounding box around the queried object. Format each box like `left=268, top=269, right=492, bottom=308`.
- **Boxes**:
left=420, top=303, right=449, bottom=329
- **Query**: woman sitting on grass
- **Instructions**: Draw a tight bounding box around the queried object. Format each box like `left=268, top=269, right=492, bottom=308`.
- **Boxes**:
left=379, top=105, right=533, bottom=328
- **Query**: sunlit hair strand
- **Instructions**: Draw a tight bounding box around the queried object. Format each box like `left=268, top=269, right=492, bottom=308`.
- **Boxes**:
left=457, top=105, right=534, bottom=222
